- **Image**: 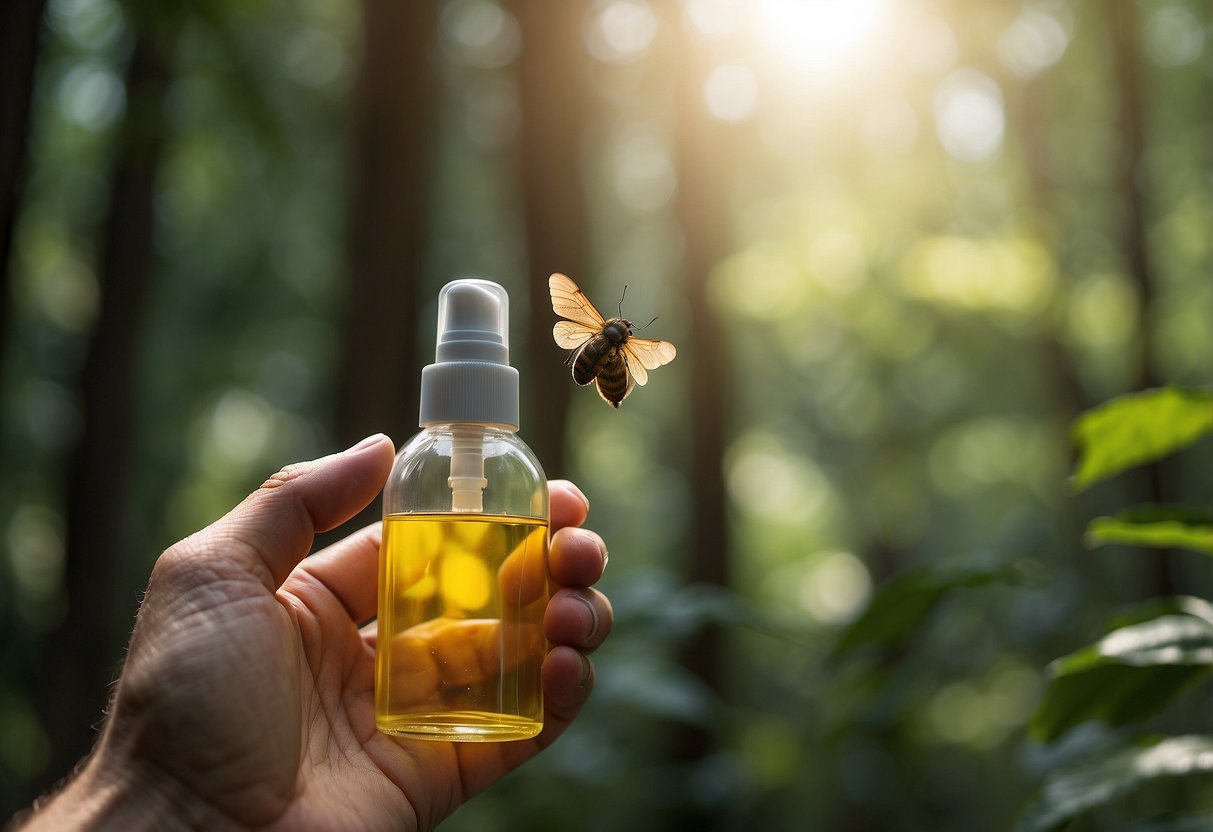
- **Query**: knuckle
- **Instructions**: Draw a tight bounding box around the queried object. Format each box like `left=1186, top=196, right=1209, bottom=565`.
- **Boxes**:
left=260, top=461, right=309, bottom=490
left=151, top=541, right=203, bottom=584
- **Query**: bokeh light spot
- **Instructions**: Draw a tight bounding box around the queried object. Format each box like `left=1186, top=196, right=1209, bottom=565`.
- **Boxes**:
left=997, top=7, right=1071, bottom=79
left=933, top=70, right=1005, bottom=163
left=797, top=551, right=872, bottom=625
left=588, top=0, right=659, bottom=63
left=441, top=0, right=522, bottom=68
left=57, top=63, right=125, bottom=132
left=1143, top=5, right=1205, bottom=67
left=703, top=63, right=759, bottom=122
left=683, top=0, right=747, bottom=39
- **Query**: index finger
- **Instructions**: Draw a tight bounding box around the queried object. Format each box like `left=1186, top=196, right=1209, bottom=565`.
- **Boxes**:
left=550, top=480, right=589, bottom=531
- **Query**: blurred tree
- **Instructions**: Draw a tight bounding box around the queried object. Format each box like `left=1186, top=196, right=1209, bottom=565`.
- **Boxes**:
left=1105, top=0, right=1175, bottom=596
left=34, top=7, right=180, bottom=792
left=511, top=0, right=586, bottom=476
left=669, top=9, right=733, bottom=822
left=0, top=0, right=47, bottom=370
left=334, top=0, right=440, bottom=455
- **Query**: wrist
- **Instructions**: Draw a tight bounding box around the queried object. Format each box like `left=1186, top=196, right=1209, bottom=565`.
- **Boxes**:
left=18, top=740, right=236, bottom=832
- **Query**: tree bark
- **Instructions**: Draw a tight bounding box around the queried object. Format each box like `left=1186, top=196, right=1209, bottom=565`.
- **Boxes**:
left=335, top=0, right=440, bottom=453
left=510, top=0, right=586, bottom=477
left=35, top=20, right=174, bottom=793
left=0, top=0, right=47, bottom=369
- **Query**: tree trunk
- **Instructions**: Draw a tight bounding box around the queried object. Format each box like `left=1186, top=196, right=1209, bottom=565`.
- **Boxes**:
left=332, top=0, right=439, bottom=520
left=510, top=0, right=586, bottom=477
left=1105, top=0, right=1175, bottom=596
left=0, top=0, right=47, bottom=369
left=668, top=17, right=733, bottom=828
left=35, top=20, right=174, bottom=793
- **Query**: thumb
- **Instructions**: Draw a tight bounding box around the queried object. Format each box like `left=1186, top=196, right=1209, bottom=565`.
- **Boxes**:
left=190, top=434, right=394, bottom=591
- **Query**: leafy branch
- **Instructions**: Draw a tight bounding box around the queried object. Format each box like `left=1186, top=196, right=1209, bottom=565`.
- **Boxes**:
left=1023, top=386, right=1213, bottom=828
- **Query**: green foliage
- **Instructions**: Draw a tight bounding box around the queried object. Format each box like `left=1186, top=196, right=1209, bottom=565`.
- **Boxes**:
left=830, top=563, right=1023, bottom=660
left=1086, top=506, right=1213, bottom=556
left=1029, top=602, right=1213, bottom=742
left=1070, top=387, right=1213, bottom=492
left=1016, top=735, right=1213, bottom=832
left=1023, top=385, right=1213, bottom=828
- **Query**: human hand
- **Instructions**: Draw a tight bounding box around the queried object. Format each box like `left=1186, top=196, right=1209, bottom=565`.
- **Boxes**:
left=24, top=435, right=611, bottom=831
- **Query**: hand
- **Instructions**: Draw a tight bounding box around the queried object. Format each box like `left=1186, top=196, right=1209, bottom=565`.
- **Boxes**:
left=24, top=435, right=612, bottom=831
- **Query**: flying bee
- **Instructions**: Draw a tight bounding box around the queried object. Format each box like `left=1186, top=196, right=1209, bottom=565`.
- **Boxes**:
left=549, top=272, right=677, bottom=408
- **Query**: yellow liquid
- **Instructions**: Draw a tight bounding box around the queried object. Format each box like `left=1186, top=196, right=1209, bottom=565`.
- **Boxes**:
left=375, top=513, right=549, bottom=741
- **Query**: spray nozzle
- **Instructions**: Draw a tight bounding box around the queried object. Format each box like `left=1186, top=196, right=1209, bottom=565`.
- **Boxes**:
left=419, top=279, right=521, bottom=512
left=435, top=281, right=509, bottom=365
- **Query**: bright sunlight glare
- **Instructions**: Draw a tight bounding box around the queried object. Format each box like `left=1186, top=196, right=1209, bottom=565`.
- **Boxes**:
left=756, top=0, right=886, bottom=74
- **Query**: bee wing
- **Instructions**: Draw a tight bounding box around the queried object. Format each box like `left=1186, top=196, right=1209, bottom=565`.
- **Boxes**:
left=549, top=273, right=607, bottom=327
left=552, top=320, right=599, bottom=350
left=621, top=338, right=677, bottom=386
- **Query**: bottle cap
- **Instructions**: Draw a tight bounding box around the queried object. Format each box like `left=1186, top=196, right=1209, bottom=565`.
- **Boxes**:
left=419, top=279, right=519, bottom=428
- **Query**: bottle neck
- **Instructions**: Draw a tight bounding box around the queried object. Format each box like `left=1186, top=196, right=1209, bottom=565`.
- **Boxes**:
left=421, top=420, right=518, bottom=434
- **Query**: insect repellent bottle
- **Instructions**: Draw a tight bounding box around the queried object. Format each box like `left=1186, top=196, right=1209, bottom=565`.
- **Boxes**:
left=375, top=279, right=549, bottom=741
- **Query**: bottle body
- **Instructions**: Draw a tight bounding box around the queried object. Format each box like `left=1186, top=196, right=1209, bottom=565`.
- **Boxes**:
left=375, top=424, right=549, bottom=741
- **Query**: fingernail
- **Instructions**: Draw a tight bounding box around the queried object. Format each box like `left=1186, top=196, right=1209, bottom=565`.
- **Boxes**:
left=574, top=594, right=600, bottom=640
left=578, top=653, right=593, bottom=687
left=346, top=433, right=387, bottom=454
left=580, top=531, right=608, bottom=572
left=560, top=480, right=590, bottom=513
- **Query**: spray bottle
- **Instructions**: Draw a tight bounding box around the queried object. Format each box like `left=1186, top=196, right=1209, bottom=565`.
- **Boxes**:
left=375, top=279, right=549, bottom=741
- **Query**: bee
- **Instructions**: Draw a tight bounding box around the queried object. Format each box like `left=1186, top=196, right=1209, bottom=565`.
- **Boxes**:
left=549, top=272, right=677, bottom=408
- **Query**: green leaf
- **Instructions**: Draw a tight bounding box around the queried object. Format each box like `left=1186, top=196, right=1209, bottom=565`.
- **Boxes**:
left=1086, top=505, right=1213, bottom=556
left=1071, top=386, right=1213, bottom=491
left=830, top=564, right=1020, bottom=660
left=1108, top=596, right=1213, bottom=630
left=1030, top=613, right=1213, bottom=742
left=1017, top=735, right=1213, bottom=832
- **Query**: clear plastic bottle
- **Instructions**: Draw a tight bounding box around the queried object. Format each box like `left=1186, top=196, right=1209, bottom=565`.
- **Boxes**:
left=375, top=279, right=549, bottom=741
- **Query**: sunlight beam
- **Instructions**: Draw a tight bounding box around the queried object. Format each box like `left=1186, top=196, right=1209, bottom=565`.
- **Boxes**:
left=755, top=0, right=886, bottom=75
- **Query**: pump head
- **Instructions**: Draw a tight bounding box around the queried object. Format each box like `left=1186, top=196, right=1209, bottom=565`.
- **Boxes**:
left=419, top=279, right=520, bottom=428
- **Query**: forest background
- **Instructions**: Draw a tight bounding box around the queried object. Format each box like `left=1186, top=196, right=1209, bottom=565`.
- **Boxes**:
left=1, top=0, right=1211, bottom=829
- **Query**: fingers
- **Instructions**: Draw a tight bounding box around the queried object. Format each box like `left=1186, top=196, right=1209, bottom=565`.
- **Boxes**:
left=300, top=478, right=599, bottom=629
left=185, top=435, right=394, bottom=591
left=549, top=480, right=589, bottom=531
left=548, top=527, right=607, bottom=588
left=288, top=522, right=382, bottom=623
left=545, top=512, right=612, bottom=650
left=537, top=483, right=609, bottom=747
left=539, top=645, right=595, bottom=738
left=544, top=588, right=612, bottom=650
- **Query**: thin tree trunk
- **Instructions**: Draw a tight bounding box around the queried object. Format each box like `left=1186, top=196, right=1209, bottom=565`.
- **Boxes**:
left=334, top=0, right=439, bottom=474
left=35, top=21, right=174, bottom=793
left=510, top=0, right=586, bottom=477
left=0, top=0, right=47, bottom=368
left=1019, top=77, right=1089, bottom=422
left=1105, top=0, right=1175, bottom=596
left=668, top=17, right=733, bottom=829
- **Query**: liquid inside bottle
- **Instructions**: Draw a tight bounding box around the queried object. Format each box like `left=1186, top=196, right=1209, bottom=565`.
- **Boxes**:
left=375, top=512, right=549, bottom=741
